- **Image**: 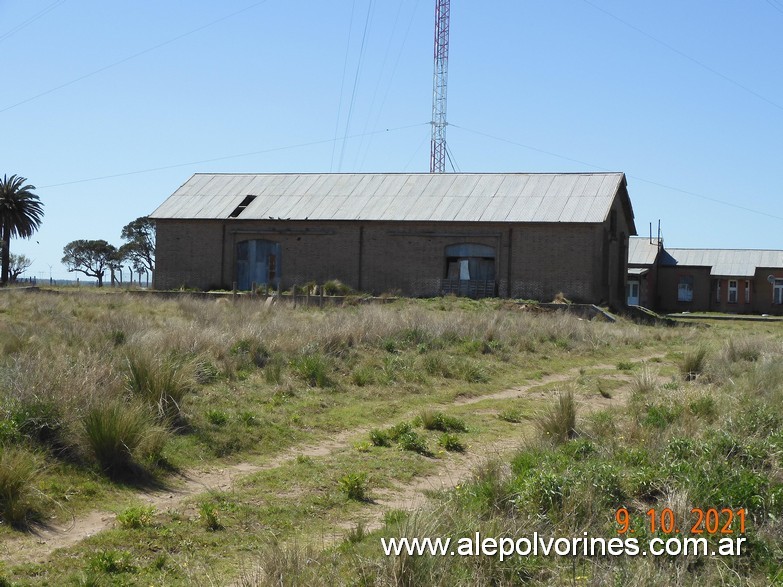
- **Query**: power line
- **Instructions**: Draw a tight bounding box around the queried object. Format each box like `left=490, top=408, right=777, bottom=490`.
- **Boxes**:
left=0, top=1, right=269, bottom=115
left=38, top=122, right=428, bottom=189
left=331, top=0, right=358, bottom=172
left=0, top=0, right=66, bottom=44
left=450, top=124, right=783, bottom=222
left=337, top=0, right=375, bottom=172
left=579, top=0, right=783, bottom=113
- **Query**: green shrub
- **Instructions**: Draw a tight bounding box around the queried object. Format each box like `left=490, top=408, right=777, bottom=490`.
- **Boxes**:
left=82, top=400, right=165, bottom=478
left=616, top=361, right=634, bottom=371
left=322, top=279, right=353, bottom=296
left=386, top=422, right=413, bottom=442
left=498, top=408, right=525, bottom=423
left=369, top=429, right=392, bottom=447
left=438, top=433, right=465, bottom=452
left=339, top=472, right=369, bottom=501
left=291, top=353, right=332, bottom=388
left=0, top=447, right=41, bottom=526
left=206, top=409, right=229, bottom=427
left=117, top=505, right=157, bottom=529
left=351, top=365, right=375, bottom=387
left=397, top=431, right=430, bottom=455
left=537, top=390, right=577, bottom=444
left=418, top=410, right=468, bottom=432
left=199, top=501, right=223, bottom=531
left=457, top=361, right=490, bottom=383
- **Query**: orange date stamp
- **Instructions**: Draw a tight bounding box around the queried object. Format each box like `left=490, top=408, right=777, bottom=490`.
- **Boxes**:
left=615, top=507, right=746, bottom=535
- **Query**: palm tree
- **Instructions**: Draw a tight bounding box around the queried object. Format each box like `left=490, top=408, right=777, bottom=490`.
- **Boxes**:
left=0, top=175, right=44, bottom=286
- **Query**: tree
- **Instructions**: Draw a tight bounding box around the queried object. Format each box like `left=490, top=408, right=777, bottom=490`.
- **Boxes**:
left=8, top=253, right=32, bottom=282
left=0, top=175, right=44, bottom=286
left=120, top=217, right=155, bottom=280
left=62, top=240, right=117, bottom=287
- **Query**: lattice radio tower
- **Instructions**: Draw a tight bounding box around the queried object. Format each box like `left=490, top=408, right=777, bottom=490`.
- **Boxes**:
left=429, top=0, right=450, bottom=173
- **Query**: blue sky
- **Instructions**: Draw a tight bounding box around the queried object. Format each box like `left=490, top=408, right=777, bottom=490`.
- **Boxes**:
left=3, top=0, right=782, bottom=280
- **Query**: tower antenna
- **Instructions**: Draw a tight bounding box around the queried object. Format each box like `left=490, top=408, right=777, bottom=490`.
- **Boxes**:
left=429, top=0, right=450, bottom=173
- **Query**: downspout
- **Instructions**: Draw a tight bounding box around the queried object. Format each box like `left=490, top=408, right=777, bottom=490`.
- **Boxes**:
left=358, top=225, right=364, bottom=292
left=506, top=227, right=513, bottom=298
left=220, top=222, right=226, bottom=288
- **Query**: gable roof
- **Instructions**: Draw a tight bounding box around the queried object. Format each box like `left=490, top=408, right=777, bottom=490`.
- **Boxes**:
left=662, top=248, right=783, bottom=277
left=150, top=172, right=632, bottom=227
left=628, top=236, right=661, bottom=266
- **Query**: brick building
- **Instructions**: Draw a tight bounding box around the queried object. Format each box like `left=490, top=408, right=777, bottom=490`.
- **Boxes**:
left=150, top=172, right=636, bottom=306
left=627, top=237, right=783, bottom=315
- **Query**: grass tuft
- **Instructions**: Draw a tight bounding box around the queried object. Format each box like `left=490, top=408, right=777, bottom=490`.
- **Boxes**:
left=537, top=390, right=577, bottom=444
left=82, top=399, right=166, bottom=478
left=0, top=447, right=41, bottom=527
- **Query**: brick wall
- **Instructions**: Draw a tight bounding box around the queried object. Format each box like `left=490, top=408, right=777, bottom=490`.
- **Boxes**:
left=155, top=216, right=624, bottom=303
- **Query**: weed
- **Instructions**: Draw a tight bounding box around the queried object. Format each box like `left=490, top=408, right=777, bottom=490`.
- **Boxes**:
left=0, top=447, right=41, bottom=526
left=339, top=472, right=369, bottom=501
left=239, top=411, right=258, bottom=426
left=82, top=400, right=165, bottom=478
left=369, top=429, right=392, bottom=447
left=418, top=410, right=468, bottom=432
left=89, top=549, right=136, bottom=574
left=199, top=501, right=223, bottom=530
left=383, top=509, right=408, bottom=526
left=206, top=409, right=229, bottom=427
left=230, top=338, right=270, bottom=368
left=291, top=353, right=332, bottom=388
left=264, top=356, right=285, bottom=385
left=689, top=396, right=717, bottom=420
left=438, top=433, right=466, bottom=452
left=397, top=431, right=430, bottom=455
left=386, top=422, right=413, bottom=442
left=632, top=364, right=658, bottom=394
left=616, top=361, right=634, bottom=371
left=116, top=504, right=156, bottom=529
left=345, top=521, right=367, bottom=544
left=457, top=361, right=490, bottom=383
left=125, top=350, right=193, bottom=425
left=537, top=390, right=577, bottom=444
left=597, top=381, right=613, bottom=398
left=498, top=408, right=524, bottom=423
left=351, top=365, right=375, bottom=387
left=681, top=347, right=708, bottom=381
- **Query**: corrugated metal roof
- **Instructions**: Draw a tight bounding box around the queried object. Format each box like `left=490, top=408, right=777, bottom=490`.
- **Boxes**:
left=662, top=248, right=783, bottom=277
left=628, top=237, right=661, bottom=266
left=151, top=172, right=629, bottom=225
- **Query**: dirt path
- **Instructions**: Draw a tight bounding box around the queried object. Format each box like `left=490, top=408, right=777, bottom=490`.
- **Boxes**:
left=1, top=354, right=663, bottom=567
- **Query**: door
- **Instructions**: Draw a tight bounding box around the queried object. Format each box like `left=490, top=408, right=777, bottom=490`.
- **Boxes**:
left=627, top=280, right=640, bottom=306
left=236, top=240, right=281, bottom=291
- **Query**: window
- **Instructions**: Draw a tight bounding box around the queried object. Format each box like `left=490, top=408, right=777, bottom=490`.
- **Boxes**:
left=745, top=280, right=750, bottom=304
left=444, top=243, right=496, bottom=281
left=728, top=280, right=738, bottom=304
left=775, top=279, right=783, bottom=305
left=677, top=276, right=693, bottom=302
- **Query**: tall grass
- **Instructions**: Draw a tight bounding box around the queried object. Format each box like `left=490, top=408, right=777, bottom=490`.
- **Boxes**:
left=0, top=447, right=40, bottom=526
left=537, top=390, right=577, bottom=444
left=82, top=400, right=167, bottom=478
left=124, top=350, right=194, bottom=425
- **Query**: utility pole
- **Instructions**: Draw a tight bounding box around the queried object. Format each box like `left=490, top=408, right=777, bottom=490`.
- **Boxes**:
left=430, top=0, right=450, bottom=173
